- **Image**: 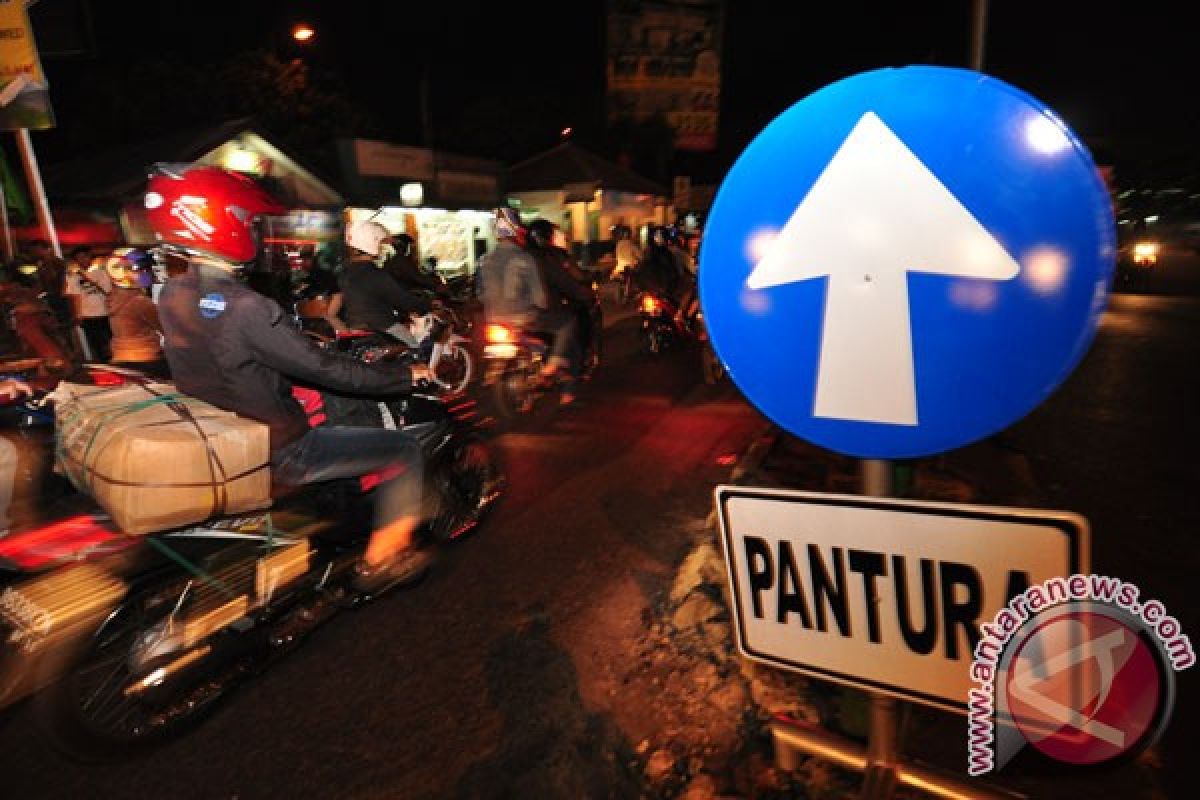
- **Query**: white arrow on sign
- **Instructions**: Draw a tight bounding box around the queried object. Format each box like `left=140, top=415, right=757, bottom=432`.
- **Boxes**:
left=747, top=111, right=1021, bottom=425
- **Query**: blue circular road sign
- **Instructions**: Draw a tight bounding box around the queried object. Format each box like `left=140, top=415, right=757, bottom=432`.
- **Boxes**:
left=700, top=66, right=1115, bottom=458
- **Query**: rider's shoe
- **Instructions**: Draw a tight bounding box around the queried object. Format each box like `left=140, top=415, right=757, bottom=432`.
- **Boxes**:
left=353, top=548, right=434, bottom=597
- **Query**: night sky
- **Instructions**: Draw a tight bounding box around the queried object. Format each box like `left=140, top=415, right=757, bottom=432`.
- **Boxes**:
left=26, top=0, right=1195, bottom=188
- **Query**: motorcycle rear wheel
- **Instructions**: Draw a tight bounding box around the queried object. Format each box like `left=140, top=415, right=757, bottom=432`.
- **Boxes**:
left=36, top=578, right=234, bottom=760
left=491, top=366, right=536, bottom=422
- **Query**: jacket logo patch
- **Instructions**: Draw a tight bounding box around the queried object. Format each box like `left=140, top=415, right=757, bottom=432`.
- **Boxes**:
left=199, top=292, right=227, bottom=319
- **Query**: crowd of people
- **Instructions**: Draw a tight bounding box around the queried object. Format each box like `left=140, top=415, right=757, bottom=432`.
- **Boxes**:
left=613, top=222, right=701, bottom=326
left=0, top=241, right=167, bottom=376
left=0, top=165, right=692, bottom=584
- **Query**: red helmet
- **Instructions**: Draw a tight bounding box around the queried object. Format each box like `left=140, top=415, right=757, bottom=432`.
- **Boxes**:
left=143, top=164, right=287, bottom=264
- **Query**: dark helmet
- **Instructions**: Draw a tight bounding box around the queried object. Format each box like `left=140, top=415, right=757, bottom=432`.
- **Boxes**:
left=527, top=218, right=556, bottom=249
left=392, top=233, right=415, bottom=258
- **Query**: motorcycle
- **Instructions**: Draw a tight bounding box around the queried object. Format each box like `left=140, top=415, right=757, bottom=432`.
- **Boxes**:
left=295, top=301, right=475, bottom=394
left=1114, top=239, right=1158, bottom=293
left=693, top=311, right=726, bottom=385
left=637, top=291, right=680, bottom=355
left=480, top=321, right=553, bottom=422
left=0, top=361, right=502, bottom=759
left=406, top=305, right=476, bottom=394
left=480, top=290, right=601, bottom=423
left=610, top=263, right=635, bottom=306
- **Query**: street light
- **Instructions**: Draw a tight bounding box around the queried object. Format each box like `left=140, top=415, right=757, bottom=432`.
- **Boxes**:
left=292, top=23, right=315, bottom=43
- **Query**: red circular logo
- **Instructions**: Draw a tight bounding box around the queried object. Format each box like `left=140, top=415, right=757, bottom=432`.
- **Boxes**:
left=1004, top=609, right=1165, bottom=765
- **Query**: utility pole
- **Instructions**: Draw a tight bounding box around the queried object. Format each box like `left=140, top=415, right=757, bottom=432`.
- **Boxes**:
left=969, top=0, right=989, bottom=71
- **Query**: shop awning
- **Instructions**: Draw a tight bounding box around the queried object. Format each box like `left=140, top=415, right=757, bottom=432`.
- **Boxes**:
left=42, top=118, right=344, bottom=208
left=506, top=143, right=667, bottom=198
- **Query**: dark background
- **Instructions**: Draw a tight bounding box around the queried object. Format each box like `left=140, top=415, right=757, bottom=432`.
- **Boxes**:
left=21, top=0, right=1197, bottom=188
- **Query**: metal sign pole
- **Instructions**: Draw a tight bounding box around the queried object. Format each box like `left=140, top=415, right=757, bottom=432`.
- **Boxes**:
left=969, top=0, right=989, bottom=71
left=15, top=127, right=61, bottom=258
left=860, top=459, right=900, bottom=800
left=0, top=173, right=12, bottom=263
left=765, top=458, right=1025, bottom=799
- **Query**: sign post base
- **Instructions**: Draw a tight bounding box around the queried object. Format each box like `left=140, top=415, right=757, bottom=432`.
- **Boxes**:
left=770, top=715, right=1022, bottom=800
left=767, top=458, right=1023, bottom=799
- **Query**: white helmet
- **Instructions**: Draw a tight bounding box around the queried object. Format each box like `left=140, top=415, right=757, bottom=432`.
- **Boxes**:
left=345, top=220, right=390, bottom=257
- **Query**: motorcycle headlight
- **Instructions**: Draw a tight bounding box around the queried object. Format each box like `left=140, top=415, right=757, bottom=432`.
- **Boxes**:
left=1132, top=242, right=1159, bottom=264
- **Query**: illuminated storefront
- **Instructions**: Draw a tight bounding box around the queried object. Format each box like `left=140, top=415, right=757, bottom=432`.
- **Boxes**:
left=338, top=138, right=504, bottom=276
left=505, top=142, right=669, bottom=265
left=343, top=205, right=495, bottom=279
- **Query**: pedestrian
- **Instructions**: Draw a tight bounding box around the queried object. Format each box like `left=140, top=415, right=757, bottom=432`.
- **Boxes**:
left=104, top=248, right=168, bottom=377
left=26, top=240, right=75, bottom=353
left=0, top=277, right=72, bottom=374
left=63, top=245, right=113, bottom=361
left=0, top=378, right=34, bottom=537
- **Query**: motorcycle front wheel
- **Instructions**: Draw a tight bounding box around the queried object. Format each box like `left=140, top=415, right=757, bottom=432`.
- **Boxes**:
left=427, top=438, right=504, bottom=542
left=432, top=341, right=474, bottom=393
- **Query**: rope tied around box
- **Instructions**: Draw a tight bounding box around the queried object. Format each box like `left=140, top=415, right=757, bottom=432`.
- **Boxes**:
left=55, top=382, right=269, bottom=525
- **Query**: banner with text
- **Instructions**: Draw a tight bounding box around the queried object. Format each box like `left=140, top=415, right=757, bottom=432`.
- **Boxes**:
left=607, top=0, right=721, bottom=151
left=0, top=0, right=55, bottom=130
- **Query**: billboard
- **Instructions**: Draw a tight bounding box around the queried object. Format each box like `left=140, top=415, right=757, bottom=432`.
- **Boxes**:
left=0, top=0, right=55, bottom=130
left=607, top=0, right=722, bottom=151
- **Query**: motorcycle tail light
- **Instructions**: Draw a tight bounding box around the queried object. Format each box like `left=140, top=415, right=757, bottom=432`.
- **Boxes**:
left=485, top=324, right=515, bottom=344
left=640, top=295, right=661, bottom=314
left=0, top=515, right=128, bottom=571
left=89, top=370, right=128, bottom=387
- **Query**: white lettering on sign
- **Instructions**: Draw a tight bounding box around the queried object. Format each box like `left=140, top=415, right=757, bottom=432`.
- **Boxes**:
left=716, top=485, right=1087, bottom=713
left=746, top=112, right=1021, bottom=425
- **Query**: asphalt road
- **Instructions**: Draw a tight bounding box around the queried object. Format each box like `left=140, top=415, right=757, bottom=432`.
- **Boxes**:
left=0, top=303, right=766, bottom=799
left=4, top=249, right=1196, bottom=798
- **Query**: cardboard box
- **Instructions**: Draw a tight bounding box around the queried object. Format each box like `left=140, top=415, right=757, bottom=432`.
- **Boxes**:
left=54, top=382, right=271, bottom=535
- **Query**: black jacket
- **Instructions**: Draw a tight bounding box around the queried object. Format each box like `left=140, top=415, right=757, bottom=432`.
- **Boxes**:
left=383, top=252, right=448, bottom=296
left=534, top=247, right=592, bottom=308
left=339, top=260, right=433, bottom=332
left=159, top=264, right=414, bottom=453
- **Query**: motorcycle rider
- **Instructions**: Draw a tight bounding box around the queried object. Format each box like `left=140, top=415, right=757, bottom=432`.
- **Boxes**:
left=331, top=221, right=432, bottom=347
left=478, top=207, right=581, bottom=404
left=383, top=233, right=451, bottom=299
left=634, top=226, right=684, bottom=306
left=666, top=227, right=700, bottom=330
left=526, top=218, right=599, bottom=374
left=612, top=224, right=640, bottom=278
left=147, top=165, right=436, bottom=593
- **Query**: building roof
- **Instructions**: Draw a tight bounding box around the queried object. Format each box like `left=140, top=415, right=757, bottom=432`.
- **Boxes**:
left=41, top=118, right=343, bottom=207
left=506, top=142, right=667, bottom=197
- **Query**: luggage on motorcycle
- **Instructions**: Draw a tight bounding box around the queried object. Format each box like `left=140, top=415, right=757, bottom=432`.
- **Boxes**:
left=53, top=381, right=271, bottom=535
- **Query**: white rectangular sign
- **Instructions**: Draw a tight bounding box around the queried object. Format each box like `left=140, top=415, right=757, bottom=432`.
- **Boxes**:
left=716, top=485, right=1088, bottom=713
left=353, top=139, right=435, bottom=181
